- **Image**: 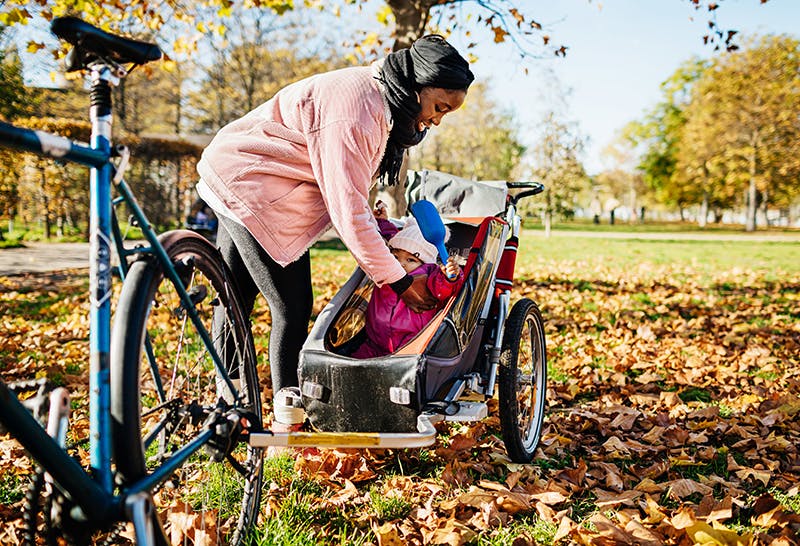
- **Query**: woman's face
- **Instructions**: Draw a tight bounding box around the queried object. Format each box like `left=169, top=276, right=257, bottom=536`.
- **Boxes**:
left=415, top=87, right=467, bottom=132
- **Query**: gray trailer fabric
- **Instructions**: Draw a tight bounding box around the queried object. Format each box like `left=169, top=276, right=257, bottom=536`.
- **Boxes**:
left=405, top=169, right=508, bottom=218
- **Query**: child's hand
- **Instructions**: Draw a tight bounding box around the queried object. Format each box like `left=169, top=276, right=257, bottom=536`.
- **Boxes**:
left=442, top=256, right=461, bottom=281
left=373, top=200, right=389, bottom=220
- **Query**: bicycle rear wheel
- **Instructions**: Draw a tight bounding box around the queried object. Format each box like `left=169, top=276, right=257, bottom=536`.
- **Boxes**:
left=498, top=298, right=547, bottom=463
left=111, top=230, right=262, bottom=545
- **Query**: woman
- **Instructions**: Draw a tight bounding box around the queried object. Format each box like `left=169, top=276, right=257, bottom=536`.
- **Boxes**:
left=196, top=34, right=474, bottom=405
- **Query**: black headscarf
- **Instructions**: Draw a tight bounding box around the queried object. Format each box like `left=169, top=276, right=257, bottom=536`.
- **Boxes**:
left=377, top=35, right=474, bottom=186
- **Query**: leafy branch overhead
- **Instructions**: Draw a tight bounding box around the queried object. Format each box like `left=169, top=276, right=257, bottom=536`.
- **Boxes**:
left=687, top=0, right=771, bottom=51
left=0, top=0, right=769, bottom=61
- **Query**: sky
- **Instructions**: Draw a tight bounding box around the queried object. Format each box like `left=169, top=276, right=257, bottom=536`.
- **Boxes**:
left=457, top=0, right=800, bottom=175
left=9, top=0, right=798, bottom=177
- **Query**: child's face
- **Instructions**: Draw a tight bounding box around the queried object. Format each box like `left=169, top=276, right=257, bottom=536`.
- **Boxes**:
left=391, top=248, right=424, bottom=273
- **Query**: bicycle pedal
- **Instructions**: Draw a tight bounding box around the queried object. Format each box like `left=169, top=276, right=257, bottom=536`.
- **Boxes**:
left=7, top=379, right=56, bottom=423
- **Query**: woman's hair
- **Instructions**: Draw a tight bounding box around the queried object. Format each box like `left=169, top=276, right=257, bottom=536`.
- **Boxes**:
left=377, top=35, right=474, bottom=187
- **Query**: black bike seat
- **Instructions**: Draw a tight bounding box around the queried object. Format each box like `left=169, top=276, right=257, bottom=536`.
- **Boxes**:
left=51, top=16, right=162, bottom=70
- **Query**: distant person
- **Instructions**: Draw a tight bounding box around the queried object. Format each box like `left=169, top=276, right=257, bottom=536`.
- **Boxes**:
left=605, top=197, right=620, bottom=225
left=590, top=196, right=602, bottom=225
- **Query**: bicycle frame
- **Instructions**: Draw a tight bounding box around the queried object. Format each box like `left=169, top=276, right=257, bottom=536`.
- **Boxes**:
left=0, top=62, right=238, bottom=537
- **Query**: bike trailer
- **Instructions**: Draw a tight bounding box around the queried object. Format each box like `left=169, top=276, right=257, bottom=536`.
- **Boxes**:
left=298, top=171, right=516, bottom=433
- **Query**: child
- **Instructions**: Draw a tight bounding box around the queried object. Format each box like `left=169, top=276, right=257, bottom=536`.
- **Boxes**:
left=351, top=208, right=464, bottom=359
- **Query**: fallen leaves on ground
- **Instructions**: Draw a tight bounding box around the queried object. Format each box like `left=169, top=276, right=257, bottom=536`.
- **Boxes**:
left=1, top=255, right=799, bottom=544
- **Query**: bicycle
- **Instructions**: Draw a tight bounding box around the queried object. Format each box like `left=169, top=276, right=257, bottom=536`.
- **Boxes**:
left=0, top=17, right=263, bottom=545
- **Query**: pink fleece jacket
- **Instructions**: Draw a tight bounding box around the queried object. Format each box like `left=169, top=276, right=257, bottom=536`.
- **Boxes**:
left=196, top=65, right=407, bottom=287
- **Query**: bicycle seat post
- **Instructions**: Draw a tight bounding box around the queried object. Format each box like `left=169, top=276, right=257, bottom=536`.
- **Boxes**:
left=87, top=62, right=123, bottom=493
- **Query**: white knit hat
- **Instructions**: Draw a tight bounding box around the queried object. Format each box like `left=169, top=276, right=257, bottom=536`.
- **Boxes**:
left=388, top=217, right=446, bottom=264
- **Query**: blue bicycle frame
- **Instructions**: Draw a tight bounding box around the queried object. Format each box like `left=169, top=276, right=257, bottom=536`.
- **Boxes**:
left=0, top=62, right=237, bottom=538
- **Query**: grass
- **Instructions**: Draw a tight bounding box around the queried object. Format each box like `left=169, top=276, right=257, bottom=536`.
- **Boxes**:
left=0, top=473, right=24, bottom=505
left=525, top=217, right=800, bottom=234
left=472, top=517, right=558, bottom=545
left=2, top=218, right=799, bottom=544
left=369, top=486, right=413, bottom=521
left=252, top=456, right=372, bottom=546
left=517, top=232, right=800, bottom=274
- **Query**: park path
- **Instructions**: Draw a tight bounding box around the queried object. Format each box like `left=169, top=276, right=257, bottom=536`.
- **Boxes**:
left=1, top=230, right=798, bottom=276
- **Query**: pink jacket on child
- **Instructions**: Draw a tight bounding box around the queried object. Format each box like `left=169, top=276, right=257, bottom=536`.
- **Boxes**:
left=352, top=263, right=464, bottom=359
left=196, top=64, right=407, bottom=287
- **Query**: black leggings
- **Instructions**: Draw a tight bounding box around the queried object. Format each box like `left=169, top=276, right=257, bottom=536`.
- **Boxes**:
left=215, top=215, right=313, bottom=393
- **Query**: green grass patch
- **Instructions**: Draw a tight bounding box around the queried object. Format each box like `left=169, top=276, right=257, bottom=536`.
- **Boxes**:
left=472, top=517, right=558, bottom=545
left=679, top=387, right=712, bottom=403
left=518, top=232, right=800, bottom=275
left=770, top=488, right=800, bottom=513
left=251, top=466, right=370, bottom=546
left=0, top=473, right=25, bottom=505
left=369, top=486, right=412, bottom=521
left=672, top=449, right=730, bottom=480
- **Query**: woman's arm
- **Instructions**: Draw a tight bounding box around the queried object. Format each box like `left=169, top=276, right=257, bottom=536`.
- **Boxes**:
left=307, top=120, right=407, bottom=285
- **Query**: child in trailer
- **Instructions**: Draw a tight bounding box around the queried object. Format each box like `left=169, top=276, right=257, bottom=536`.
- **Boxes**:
left=351, top=204, right=464, bottom=359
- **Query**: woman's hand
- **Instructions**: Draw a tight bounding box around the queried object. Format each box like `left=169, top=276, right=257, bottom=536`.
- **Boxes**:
left=400, top=274, right=438, bottom=312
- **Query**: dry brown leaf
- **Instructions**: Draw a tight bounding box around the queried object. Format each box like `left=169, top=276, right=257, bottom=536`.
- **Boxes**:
left=665, top=478, right=713, bottom=499
left=593, top=489, right=642, bottom=508
left=552, top=516, right=578, bottom=542
left=372, top=521, right=405, bottom=546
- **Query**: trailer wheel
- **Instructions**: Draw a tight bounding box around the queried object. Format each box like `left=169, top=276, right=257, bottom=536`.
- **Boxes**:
left=498, top=298, right=547, bottom=463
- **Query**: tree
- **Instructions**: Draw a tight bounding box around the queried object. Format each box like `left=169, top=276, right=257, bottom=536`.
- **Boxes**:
left=0, top=39, right=42, bottom=237
left=115, top=62, right=190, bottom=136
left=679, top=34, right=800, bottom=231
left=0, top=1, right=764, bottom=70
left=186, top=7, right=345, bottom=132
left=623, top=58, right=708, bottom=219
left=525, top=110, right=589, bottom=236
left=408, top=81, right=525, bottom=180
left=598, top=136, right=651, bottom=224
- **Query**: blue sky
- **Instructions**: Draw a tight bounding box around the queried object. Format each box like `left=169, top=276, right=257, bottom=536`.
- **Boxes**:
left=459, top=0, right=800, bottom=175
left=10, top=0, right=797, bottom=177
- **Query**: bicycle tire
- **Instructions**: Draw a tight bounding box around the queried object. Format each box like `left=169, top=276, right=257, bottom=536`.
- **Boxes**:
left=111, top=230, right=263, bottom=545
left=498, top=298, right=547, bottom=463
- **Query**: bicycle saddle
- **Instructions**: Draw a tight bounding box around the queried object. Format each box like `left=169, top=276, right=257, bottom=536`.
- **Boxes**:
left=51, top=16, right=162, bottom=71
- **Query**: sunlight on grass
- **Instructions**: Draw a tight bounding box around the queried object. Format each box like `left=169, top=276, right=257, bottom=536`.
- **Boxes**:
left=517, top=231, right=800, bottom=276
left=369, top=486, right=412, bottom=521
left=474, top=517, right=557, bottom=545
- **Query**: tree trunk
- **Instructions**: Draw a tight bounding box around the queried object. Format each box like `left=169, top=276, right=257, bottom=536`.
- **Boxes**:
left=387, top=0, right=435, bottom=50
left=544, top=210, right=551, bottom=238
left=39, top=169, right=51, bottom=240
left=628, top=187, right=636, bottom=224
left=544, top=188, right=552, bottom=238
left=699, top=191, right=709, bottom=228
left=746, top=178, right=757, bottom=232
left=745, top=137, right=758, bottom=232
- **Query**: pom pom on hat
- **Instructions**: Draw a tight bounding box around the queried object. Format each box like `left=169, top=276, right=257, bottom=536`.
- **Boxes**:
left=388, top=217, right=448, bottom=264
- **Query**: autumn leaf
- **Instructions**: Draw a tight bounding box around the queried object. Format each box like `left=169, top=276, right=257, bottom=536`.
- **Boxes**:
left=491, top=26, right=508, bottom=43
